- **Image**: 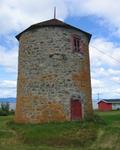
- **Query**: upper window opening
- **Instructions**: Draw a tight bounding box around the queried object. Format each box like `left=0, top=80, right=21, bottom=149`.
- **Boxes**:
left=72, top=35, right=83, bottom=54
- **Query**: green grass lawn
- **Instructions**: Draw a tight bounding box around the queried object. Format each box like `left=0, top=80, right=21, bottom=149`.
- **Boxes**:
left=0, top=111, right=120, bottom=150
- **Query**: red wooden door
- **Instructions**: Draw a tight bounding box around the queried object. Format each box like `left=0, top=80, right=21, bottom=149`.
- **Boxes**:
left=71, top=99, right=82, bottom=120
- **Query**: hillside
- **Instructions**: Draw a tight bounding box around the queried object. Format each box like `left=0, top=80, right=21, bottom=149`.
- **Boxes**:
left=0, top=111, right=120, bottom=150
left=0, top=97, right=16, bottom=103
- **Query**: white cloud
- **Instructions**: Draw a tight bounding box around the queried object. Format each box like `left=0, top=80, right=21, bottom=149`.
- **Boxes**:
left=0, top=45, right=18, bottom=72
left=87, top=0, right=120, bottom=35
left=115, top=88, right=120, bottom=93
left=91, top=78, right=105, bottom=88
left=0, top=88, right=16, bottom=97
left=67, top=0, right=120, bottom=36
left=108, top=69, right=120, bottom=75
left=1, top=0, right=120, bottom=36
left=111, top=77, right=120, bottom=83
left=90, top=37, right=120, bottom=99
left=0, top=0, right=68, bottom=34
left=90, top=38, right=120, bottom=68
left=0, top=80, right=16, bottom=97
left=0, top=80, right=16, bottom=88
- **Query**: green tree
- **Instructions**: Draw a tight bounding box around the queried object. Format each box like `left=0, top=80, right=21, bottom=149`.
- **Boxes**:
left=0, top=102, right=10, bottom=116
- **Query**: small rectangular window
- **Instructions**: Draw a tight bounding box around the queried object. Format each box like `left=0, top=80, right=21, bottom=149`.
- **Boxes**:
left=72, top=35, right=83, bottom=54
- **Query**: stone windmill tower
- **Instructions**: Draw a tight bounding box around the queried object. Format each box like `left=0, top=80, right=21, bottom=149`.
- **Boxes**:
left=15, top=17, right=93, bottom=123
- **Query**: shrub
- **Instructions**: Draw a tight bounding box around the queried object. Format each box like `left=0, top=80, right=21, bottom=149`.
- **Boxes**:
left=0, top=110, right=8, bottom=116
left=0, top=102, right=10, bottom=116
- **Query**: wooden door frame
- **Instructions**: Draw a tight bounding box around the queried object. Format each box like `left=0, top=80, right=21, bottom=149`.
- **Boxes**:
left=70, top=98, right=83, bottom=120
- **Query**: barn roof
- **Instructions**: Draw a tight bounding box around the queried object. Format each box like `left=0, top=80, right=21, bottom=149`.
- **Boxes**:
left=98, top=99, right=120, bottom=104
left=16, top=18, right=92, bottom=40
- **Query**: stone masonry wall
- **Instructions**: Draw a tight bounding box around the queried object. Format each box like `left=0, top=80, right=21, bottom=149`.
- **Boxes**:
left=15, top=26, right=93, bottom=123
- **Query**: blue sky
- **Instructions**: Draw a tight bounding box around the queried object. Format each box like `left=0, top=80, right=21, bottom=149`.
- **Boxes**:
left=0, top=0, right=120, bottom=107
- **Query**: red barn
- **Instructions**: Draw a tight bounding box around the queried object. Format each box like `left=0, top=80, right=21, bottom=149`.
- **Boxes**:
left=98, top=99, right=120, bottom=111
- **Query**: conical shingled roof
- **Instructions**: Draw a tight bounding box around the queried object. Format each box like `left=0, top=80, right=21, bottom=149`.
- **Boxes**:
left=16, top=18, right=92, bottom=40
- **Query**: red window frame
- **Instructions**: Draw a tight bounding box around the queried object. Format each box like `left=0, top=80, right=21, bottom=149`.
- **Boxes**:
left=72, top=35, right=84, bottom=54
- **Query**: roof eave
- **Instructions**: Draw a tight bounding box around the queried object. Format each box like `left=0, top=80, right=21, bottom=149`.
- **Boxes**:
left=16, top=19, right=92, bottom=41
left=98, top=99, right=120, bottom=104
left=98, top=100, right=112, bottom=104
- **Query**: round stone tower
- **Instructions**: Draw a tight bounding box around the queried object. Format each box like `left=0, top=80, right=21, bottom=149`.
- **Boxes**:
left=15, top=19, right=93, bottom=123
